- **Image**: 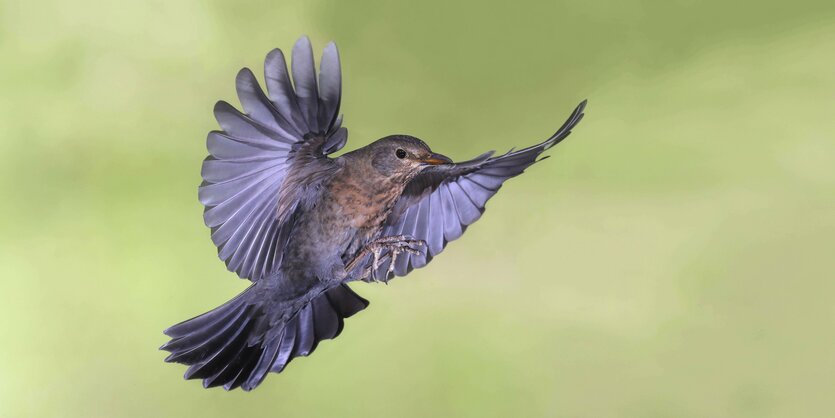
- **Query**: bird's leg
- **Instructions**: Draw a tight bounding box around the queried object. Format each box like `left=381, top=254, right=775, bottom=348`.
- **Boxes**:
left=345, top=235, right=426, bottom=283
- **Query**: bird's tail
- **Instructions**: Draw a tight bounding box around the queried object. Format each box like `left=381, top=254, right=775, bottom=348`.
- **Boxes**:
left=161, top=283, right=369, bottom=391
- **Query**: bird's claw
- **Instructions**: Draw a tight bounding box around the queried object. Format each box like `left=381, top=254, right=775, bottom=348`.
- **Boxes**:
left=367, top=235, right=426, bottom=283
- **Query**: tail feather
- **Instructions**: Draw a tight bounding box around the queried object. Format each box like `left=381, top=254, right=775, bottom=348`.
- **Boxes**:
left=246, top=332, right=284, bottom=388
left=270, top=319, right=298, bottom=374
left=162, top=305, right=250, bottom=362
left=162, top=283, right=369, bottom=391
left=201, top=319, right=257, bottom=388
left=295, top=305, right=316, bottom=356
left=182, top=308, right=254, bottom=380
left=163, top=289, right=251, bottom=338
left=313, top=297, right=336, bottom=338
left=326, top=284, right=371, bottom=316
left=209, top=341, right=261, bottom=390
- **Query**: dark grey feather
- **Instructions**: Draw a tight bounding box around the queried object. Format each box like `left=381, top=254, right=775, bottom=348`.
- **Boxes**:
left=295, top=304, right=315, bottom=356
left=291, top=36, right=320, bottom=132
left=271, top=320, right=298, bottom=373
left=213, top=101, right=293, bottom=147
left=317, top=42, right=341, bottom=133
left=236, top=68, right=301, bottom=140
left=312, top=295, right=339, bottom=340
left=264, top=48, right=307, bottom=134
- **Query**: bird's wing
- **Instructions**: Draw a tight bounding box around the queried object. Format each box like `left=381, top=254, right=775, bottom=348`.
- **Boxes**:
left=199, top=37, right=346, bottom=281
left=366, top=100, right=586, bottom=282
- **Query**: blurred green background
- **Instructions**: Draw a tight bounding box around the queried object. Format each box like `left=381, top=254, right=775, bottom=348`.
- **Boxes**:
left=2, top=0, right=834, bottom=416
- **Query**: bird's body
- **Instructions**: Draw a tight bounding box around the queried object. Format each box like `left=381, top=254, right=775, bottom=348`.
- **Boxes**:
left=273, top=136, right=441, bottom=289
left=162, top=36, right=586, bottom=391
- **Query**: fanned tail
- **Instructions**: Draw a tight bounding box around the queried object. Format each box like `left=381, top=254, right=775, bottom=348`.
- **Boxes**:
left=161, top=283, right=369, bottom=391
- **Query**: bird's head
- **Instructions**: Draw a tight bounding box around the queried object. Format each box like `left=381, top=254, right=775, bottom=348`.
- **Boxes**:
left=366, top=135, right=452, bottom=180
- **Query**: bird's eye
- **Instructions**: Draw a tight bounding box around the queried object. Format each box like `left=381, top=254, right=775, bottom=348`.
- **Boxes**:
left=395, top=149, right=406, bottom=159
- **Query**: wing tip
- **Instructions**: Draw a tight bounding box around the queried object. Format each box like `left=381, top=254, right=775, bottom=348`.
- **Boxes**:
left=543, top=98, right=588, bottom=149
left=294, top=35, right=313, bottom=53
left=323, top=41, right=339, bottom=54
left=265, top=47, right=286, bottom=64
left=236, top=67, right=257, bottom=84
left=213, top=99, right=234, bottom=115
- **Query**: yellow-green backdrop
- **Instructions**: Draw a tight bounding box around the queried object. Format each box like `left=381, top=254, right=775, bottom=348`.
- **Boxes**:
left=1, top=0, right=833, bottom=417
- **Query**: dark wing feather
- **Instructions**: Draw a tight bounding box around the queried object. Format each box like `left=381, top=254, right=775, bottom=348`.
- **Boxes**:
left=317, top=42, right=342, bottom=135
left=291, top=37, right=320, bottom=133
left=368, top=100, right=586, bottom=281
left=200, top=36, right=347, bottom=281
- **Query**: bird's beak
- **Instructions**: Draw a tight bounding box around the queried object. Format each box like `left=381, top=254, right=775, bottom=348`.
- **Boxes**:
left=417, top=152, right=453, bottom=166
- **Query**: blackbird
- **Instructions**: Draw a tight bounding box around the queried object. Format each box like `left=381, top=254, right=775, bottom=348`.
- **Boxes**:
left=162, top=36, right=587, bottom=391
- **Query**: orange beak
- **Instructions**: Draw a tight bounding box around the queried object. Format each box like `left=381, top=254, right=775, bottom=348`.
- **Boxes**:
left=418, top=152, right=453, bottom=166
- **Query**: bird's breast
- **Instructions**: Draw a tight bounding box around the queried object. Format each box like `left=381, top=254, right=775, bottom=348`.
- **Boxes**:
left=327, top=175, right=402, bottom=230
left=278, top=167, right=405, bottom=281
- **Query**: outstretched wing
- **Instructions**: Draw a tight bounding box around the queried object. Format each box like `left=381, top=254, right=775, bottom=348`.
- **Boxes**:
left=199, top=37, right=346, bottom=281
left=366, top=100, right=587, bottom=282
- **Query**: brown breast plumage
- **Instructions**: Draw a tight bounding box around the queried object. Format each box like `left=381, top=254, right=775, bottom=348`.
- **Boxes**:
left=328, top=171, right=402, bottom=230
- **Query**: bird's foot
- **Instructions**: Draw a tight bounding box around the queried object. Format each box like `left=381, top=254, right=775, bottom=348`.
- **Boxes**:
left=370, top=235, right=425, bottom=283
left=346, top=235, right=426, bottom=283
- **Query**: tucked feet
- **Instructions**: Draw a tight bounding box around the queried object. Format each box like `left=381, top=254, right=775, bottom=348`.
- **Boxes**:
left=345, top=235, right=426, bottom=283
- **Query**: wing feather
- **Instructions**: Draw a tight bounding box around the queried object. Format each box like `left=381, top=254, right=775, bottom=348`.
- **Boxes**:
left=200, top=38, right=348, bottom=281
left=291, top=37, right=321, bottom=133
left=318, top=42, right=341, bottom=134
left=236, top=68, right=299, bottom=140
left=264, top=48, right=307, bottom=135
left=369, top=100, right=587, bottom=282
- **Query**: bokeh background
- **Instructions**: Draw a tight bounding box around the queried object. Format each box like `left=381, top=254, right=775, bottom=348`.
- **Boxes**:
left=2, top=0, right=834, bottom=416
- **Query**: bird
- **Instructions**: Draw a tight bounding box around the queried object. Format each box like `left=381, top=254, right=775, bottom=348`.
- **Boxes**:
left=161, top=36, right=587, bottom=391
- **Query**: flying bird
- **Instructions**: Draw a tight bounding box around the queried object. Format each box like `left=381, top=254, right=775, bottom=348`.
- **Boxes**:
left=162, top=36, right=586, bottom=391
